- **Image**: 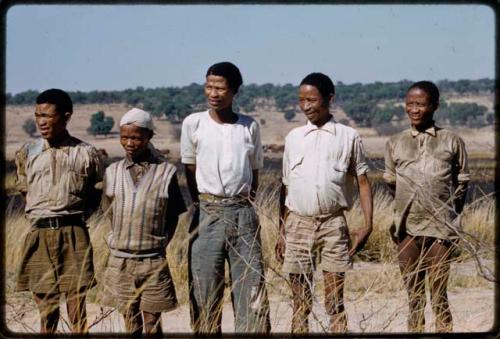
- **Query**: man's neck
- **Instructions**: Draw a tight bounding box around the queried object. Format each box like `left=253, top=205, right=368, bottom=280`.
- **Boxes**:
left=413, top=120, right=434, bottom=132
left=209, top=107, right=238, bottom=124
left=312, top=113, right=333, bottom=128
left=128, top=148, right=151, bottom=164
left=47, top=130, right=70, bottom=147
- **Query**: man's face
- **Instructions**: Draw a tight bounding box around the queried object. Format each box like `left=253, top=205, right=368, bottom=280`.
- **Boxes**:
left=120, top=124, right=151, bottom=159
left=34, top=103, right=69, bottom=140
left=299, top=84, right=331, bottom=125
left=405, top=88, right=436, bottom=127
left=204, top=75, right=234, bottom=111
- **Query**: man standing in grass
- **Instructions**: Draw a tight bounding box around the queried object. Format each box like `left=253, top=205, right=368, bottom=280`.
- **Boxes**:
left=384, top=81, right=469, bottom=332
left=15, top=89, right=103, bottom=333
left=99, top=108, right=186, bottom=336
left=276, top=73, right=373, bottom=333
left=181, top=61, right=270, bottom=334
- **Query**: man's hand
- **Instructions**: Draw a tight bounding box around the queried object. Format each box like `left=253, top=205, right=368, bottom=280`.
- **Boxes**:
left=348, top=226, right=372, bottom=257
left=275, top=233, right=286, bottom=264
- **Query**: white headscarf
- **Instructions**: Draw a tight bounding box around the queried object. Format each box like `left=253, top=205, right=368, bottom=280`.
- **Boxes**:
left=120, top=108, right=155, bottom=131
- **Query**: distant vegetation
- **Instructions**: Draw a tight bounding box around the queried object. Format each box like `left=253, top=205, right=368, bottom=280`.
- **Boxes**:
left=7, top=78, right=494, bottom=127
left=87, top=111, right=115, bottom=136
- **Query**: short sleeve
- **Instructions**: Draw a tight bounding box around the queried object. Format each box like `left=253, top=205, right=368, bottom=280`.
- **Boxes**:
left=89, top=147, right=104, bottom=190
left=14, top=144, right=28, bottom=194
left=350, top=133, right=370, bottom=176
left=453, top=136, right=470, bottom=184
left=249, top=121, right=264, bottom=170
left=282, top=137, right=290, bottom=186
left=383, top=138, right=396, bottom=184
left=180, top=115, right=196, bottom=164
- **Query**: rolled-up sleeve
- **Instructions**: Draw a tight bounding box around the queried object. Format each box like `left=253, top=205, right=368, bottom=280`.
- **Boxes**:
left=180, top=115, right=196, bottom=164
left=249, top=121, right=264, bottom=170
left=14, top=145, right=28, bottom=195
left=282, top=137, right=290, bottom=186
left=351, top=134, right=370, bottom=176
left=383, top=139, right=396, bottom=185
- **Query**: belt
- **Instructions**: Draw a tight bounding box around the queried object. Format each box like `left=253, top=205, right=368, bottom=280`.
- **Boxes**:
left=33, top=215, right=85, bottom=229
left=199, top=193, right=249, bottom=204
left=291, top=210, right=344, bottom=223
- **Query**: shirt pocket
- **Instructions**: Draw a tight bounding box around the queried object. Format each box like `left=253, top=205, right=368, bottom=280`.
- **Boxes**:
left=431, top=149, right=453, bottom=172
left=330, top=160, right=348, bottom=185
left=67, top=169, right=88, bottom=197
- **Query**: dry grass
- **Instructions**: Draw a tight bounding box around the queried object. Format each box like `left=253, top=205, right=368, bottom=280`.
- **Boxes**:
left=4, top=167, right=495, bottom=333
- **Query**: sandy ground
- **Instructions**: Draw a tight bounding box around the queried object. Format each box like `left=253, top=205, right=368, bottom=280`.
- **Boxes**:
left=4, top=261, right=494, bottom=335
left=5, top=103, right=495, bottom=161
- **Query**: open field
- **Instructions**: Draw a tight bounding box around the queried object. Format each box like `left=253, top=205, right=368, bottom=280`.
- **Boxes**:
left=3, top=102, right=496, bottom=334
left=5, top=103, right=495, bottom=160
left=3, top=174, right=495, bottom=334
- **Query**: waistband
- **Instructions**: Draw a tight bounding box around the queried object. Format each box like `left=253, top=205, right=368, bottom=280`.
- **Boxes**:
left=32, top=215, right=85, bottom=229
left=199, top=193, right=250, bottom=204
left=290, top=209, right=344, bottom=223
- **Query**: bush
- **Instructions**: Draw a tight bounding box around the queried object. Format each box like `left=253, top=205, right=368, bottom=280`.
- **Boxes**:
left=284, top=110, right=296, bottom=122
left=87, top=111, right=114, bottom=136
left=22, top=118, right=37, bottom=137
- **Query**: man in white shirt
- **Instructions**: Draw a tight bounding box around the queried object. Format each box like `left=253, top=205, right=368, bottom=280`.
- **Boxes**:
left=275, top=73, right=373, bottom=333
left=181, top=62, right=270, bottom=334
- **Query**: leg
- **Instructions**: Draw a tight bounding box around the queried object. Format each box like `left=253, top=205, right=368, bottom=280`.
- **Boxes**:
left=65, top=288, right=88, bottom=333
left=228, top=205, right=270, bottom=333
left=398, top=235, right=427, bottom=332
left=324, top=271, right=347, bottom=332
left=427, top=240, right=453, bottom=332
left=33, top=293, right=60, bottom=333
left=289, top=273, right=313, bottom=334
left=143, top=311, right=162, bottom=336
left=123, top=301, right=143, bottom=337
left=189, top=204, right=226, bottom=334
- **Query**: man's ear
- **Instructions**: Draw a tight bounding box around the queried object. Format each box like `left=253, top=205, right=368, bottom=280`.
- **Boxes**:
left=64, top=112, right=72, bottom=123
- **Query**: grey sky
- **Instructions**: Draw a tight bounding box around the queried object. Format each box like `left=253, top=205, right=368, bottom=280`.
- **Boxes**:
left=6, top=4, right=495, bottom=94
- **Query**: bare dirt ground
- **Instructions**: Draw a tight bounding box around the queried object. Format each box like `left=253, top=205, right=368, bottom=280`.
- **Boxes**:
left=5, top=261, right=494, bottom=334
left=5, top=103, right=495, bottom=161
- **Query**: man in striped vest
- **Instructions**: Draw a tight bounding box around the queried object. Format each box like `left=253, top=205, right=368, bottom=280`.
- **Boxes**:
left=99, top=108, right=186, bottom=335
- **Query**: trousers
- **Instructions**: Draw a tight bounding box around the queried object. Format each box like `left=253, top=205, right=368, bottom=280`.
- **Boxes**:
left=189, top=200, right=270, bottom=334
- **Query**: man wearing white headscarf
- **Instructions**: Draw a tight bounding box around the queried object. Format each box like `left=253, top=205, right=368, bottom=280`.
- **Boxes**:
left=98, top=108, right=186, bottom=335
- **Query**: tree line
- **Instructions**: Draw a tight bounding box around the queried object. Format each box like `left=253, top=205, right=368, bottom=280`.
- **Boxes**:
left=9, top=78, right=494, bottom=128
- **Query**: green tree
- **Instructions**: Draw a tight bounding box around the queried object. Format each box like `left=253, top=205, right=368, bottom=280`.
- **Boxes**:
left=87, top=111, right=114, bottom=136
left=284, top=110, right=296, bottom=122
left=22, top=118, right=37, bottom=137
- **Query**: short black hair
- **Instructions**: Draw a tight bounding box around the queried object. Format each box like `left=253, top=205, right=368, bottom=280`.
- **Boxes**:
left=300, top=72, right=335, bottom=103
left=36, top=88, right=73, bottom=115
left=206, top=62, right=243, bottom=94
left=407, top=81, right=440, bottom=107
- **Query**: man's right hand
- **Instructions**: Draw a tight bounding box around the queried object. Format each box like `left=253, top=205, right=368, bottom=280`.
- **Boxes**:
left=275, top=232, right=286, bottom=264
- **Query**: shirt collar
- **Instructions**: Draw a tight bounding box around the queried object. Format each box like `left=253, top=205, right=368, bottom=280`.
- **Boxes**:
left=304, top=116, right=336, bottom=136
left=411, top=122, right=437, bottom=137
left=41, top=131, right=73, bottom=151
left=124, top=146, right=162, bottom=169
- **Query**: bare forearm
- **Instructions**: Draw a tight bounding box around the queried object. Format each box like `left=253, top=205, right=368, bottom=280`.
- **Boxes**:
left=279, top=183, right=289, bottom=236
left=251, top=170, right=259, bottom=201
left=358, top=174, right=373, bottom=230
left=184, top=164, right=199, bottom=203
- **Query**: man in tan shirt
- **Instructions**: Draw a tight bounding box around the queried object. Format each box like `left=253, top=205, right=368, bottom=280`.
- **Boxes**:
left=384, top=81, right=469, bottom=332
left=15, top=89, right=103, bottom=333
left=276, top=73, right=373, bottom=333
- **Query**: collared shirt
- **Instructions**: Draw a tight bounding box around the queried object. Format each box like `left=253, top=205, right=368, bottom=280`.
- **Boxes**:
left=123, top=149, right=161, bottom=185
left=15, top=134, right=104, bottom=222
left=102, top=144, right=186, bottom=257
left=180, top=110, right=263, bottom=197
left=283, top=118, right=370, bottom=216
left=383, top=123, right=470, bottom=239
